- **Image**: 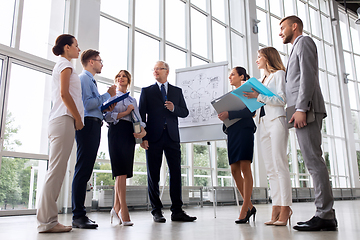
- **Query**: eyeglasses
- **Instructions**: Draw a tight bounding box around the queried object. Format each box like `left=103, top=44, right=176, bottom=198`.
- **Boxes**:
left=153, top=67, right=167, bottom=72
left=92, top=59, right=103, bottom=64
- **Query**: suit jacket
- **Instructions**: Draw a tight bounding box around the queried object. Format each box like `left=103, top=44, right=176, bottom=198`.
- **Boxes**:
left=223, top=108, right=256, bottom=134
left=285, top=35, right=326, bottom=116
left=139, top=82, right=189, bottom=143
left=256, top=70, right=286, bottom=121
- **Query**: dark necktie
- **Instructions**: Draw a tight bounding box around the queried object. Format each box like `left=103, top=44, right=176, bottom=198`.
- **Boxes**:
left=92, top=79, right=97, bottom=87
left=161, top=84, right=166, bottom=102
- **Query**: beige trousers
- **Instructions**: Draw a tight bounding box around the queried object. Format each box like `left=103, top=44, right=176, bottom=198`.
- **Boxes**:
left=37, top=115, right=75, bottom=232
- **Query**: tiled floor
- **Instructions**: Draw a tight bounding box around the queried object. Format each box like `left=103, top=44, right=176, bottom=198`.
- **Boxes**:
left=1, top=200, right=359, bottom=240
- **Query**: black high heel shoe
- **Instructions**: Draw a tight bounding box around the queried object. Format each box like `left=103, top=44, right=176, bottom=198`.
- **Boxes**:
left=235, top=210, right=251, bottom=224
left=249, top=206, right=257, bottom=222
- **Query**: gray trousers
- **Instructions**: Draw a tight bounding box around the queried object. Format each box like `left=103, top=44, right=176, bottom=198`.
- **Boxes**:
left=296, top=113, right=335, bottom=219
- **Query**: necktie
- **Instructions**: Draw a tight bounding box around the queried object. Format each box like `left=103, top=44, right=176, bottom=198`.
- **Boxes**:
left=161, top=84, right=167, bottom=125
left=161, top=84, right=166, bottom=102
left=92, top=79, right=97, bottom=87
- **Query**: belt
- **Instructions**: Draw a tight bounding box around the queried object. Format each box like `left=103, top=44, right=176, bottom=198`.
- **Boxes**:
left=85, top=116, right=103, bottom=125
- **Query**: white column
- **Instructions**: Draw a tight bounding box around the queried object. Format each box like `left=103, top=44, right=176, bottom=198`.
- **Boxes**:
left=245, top=0, right=266, bottom=188
left=58, top=0, right=102, bottom=213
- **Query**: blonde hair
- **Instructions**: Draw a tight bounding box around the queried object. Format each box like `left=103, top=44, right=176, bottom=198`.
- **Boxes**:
left=258, top=47, right=286, bottom=73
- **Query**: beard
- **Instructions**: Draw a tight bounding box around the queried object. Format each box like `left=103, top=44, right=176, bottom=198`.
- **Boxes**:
left=282, top=33, right=293, bottom=44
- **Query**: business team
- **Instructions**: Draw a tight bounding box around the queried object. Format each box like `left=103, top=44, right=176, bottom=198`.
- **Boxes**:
left=37, top=14, right=336, bottom=233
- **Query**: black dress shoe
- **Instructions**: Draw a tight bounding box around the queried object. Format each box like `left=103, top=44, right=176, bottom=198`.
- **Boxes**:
left=72, top=216, right=98, bottom=229
left=298, top=216, right=338, bottom=226
left=171, top=211, right=197, bottom=222
left=293, top=216, right=337, bottom=231
left=153, top=211, right=166, bottom=223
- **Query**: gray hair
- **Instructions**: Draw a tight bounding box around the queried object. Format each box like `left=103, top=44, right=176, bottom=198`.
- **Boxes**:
left=156, top=60, right=169, bottom=71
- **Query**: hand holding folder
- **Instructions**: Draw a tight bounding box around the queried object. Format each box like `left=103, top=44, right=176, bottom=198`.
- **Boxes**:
left=230, top=77, right=278, bottom=112
left=101, top=92, right=130, bottom=112
left=211, top=92, right=246, bottom=128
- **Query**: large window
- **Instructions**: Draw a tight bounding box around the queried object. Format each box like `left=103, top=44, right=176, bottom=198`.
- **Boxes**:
left=20, top=0, right=66, bottom=61
left=0, top=0, right=16, bottom=46
left=1, top=0, right=360, bottom=215
left=3, top=62, right=52, bottom=155
left=96, top=0, right=248, bottom=191
left=0, top=58, right=53, bottom=213
left=0, top=157, right=47, bottom=211
left=99, top=17, right=129, bottom=80
left=339, top=9, right=360, bottom=179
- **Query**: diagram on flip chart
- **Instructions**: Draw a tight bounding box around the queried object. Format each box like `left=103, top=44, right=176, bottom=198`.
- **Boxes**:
left=176, top=63, right=227, bottom=129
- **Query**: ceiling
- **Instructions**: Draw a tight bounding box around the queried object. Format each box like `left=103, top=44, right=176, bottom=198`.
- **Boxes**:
left=335, top=0, right=360, bottom=15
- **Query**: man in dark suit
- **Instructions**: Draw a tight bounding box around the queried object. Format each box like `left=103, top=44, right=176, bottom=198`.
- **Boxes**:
left=280, top=15, right=337, bottom=231
left=139, top=61, right=196, bottom=223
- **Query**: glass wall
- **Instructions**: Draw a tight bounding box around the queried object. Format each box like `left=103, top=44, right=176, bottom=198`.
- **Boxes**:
left=0, top=58, right=53, bottom=212
left=97, top=0, right=248, bottom=189
left=339, top=9, right=360, bottom=179
left=1, top=0, right=360, bottom=214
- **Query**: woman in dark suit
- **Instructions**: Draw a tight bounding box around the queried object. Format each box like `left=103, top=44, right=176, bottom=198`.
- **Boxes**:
left=218, top=67, right=256, bottom=224
left=104, top=70, right=146, bottom=226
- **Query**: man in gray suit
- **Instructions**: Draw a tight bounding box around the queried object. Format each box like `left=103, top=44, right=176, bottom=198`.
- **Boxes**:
left=279, top=15, right=337, bottom=231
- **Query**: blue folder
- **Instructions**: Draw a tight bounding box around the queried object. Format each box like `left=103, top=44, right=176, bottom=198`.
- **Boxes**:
left=101, top=92, right=130, bottom=111
left=231, top=77, right=277, bottom=112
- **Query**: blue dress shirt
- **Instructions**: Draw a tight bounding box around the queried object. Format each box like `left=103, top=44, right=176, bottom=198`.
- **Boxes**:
left=79, top=70, right=111, bottom=120
left=156, top=81, right=174, bottom=112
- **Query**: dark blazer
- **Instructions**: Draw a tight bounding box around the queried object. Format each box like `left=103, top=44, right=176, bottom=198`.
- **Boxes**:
left=223, top=108, right=256, bottom=134
left=139, top=83, right=189, bottom=143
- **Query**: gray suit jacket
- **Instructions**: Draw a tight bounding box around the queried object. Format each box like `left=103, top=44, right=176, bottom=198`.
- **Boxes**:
left=285, top=35, right=326, bottom=117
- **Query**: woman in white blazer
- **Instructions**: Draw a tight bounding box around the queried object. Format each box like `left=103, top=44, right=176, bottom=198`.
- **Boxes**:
left=244, top=47, right=292, bottom=226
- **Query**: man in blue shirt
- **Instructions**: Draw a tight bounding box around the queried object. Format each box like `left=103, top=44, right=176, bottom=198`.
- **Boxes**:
left=72, top=49, right=116, bottom=229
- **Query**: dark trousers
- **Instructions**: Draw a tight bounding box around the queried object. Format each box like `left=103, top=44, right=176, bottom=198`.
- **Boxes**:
left=72, top=117, right=101, bottom=219
left=146, top=128, right=183, bottom=215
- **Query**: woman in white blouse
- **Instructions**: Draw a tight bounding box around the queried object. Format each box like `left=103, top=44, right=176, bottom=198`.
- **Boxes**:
left=244, top=47, right=292, bottom=226
left=104, top=70, right=146, bottom=226
left=37, top=34, right=84, bottom=233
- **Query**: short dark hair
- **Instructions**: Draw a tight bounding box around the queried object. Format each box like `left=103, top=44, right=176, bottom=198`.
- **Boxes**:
left=52, top=34, right=75, bottom=56
left=81, top=49, right=100, bottom=67
left=280, top=15, right=303, bottom=33
left=234, top=66, right=247, bottom=80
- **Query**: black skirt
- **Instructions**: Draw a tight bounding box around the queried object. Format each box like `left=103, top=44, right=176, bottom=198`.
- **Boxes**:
left=108, top=120, right=135, bottom=178
left=227, top=120, right=255, bottom=165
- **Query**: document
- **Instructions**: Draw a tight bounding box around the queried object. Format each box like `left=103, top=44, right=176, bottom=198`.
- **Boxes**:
left=101, top=92, right=130, bottom=112
left=131, top=111, right=143, bottom=144
left=286, top=105, right=315, bottom=129
left=231, top=77, right=277, bottom=112
left=211, top=91, right=246, bottom=128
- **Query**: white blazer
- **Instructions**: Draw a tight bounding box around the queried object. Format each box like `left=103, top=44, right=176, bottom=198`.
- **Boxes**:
left=256, top=70, right=286, bottom=121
